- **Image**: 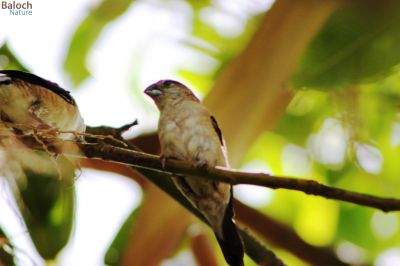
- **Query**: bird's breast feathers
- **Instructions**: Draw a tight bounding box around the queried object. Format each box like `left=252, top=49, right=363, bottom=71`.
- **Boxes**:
left=158, top=101, right=227, bottom=167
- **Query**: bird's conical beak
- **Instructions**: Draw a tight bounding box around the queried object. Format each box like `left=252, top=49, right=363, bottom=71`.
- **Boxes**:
left=144, top=84, right=163, bottom=97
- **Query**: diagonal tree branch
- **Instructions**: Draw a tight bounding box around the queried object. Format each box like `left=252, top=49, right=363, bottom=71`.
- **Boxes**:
left=9, top=124, right=400, bottom=213
left=82, top=157, right=349, bottom=266
left=78, top=142, right=400, bottom=212
left=233, top=200, right=348, bottom=266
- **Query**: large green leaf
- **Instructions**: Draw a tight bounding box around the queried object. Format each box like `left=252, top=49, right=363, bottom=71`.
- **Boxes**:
left=293, top=1, right=400, bottom=89
left=16, top=154, right=76, bottom=260
left=63, top=0, right=137, bottom=86
left=104, top=206, right=141, bottom=266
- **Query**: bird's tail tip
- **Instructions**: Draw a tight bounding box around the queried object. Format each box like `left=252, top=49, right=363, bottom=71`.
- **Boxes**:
left=216, top=205, right=244, bottom=266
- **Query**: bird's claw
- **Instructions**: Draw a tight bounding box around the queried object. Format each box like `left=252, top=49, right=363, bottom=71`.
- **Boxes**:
left=193, top=160, right=209, bottom=171
left=160, top=155, right=167, bottom=169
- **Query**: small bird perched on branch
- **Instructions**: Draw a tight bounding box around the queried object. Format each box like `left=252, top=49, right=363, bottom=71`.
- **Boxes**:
left=0, top=70, right=85, bottom=139
left=145, top=80, right=244, bottom=266
left=0, top=69, right=85, bottom=180
left=0, top=70, right=85, bottom=258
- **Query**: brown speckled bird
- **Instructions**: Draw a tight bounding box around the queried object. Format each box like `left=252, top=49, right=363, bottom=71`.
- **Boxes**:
left=145, top=80, right=244, bottom=266
left=0, top=70, right=85, bottom=138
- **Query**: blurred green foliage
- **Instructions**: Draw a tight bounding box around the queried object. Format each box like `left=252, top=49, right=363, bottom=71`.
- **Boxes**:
left=64, top=0, right=137, bottom=86
left=16, top=154, right=76, bottom=260
left=177, top=0, right=262, bottom=92
left=293, top=1, right=400, bottom=89
left=0, top=42, right=29, bottom=72
left=3, top=0, right=400, bottom=265
left=104, top=206, right=141, bottom=265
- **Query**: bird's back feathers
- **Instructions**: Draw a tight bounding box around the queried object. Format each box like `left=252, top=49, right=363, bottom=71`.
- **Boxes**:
left=0, top=70, right=85, bottom=136
left=0, top=70, right=75, bottom=105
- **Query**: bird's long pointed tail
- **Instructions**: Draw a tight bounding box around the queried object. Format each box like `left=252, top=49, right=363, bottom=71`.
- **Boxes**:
left=215, top=198, right=244, bottom=266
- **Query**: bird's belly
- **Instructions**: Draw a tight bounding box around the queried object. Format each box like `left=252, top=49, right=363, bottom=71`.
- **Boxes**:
left=159, top=120, right=219, bottom=165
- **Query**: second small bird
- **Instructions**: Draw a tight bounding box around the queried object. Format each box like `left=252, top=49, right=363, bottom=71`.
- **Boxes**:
left=145, top=80, right=244, bottom=266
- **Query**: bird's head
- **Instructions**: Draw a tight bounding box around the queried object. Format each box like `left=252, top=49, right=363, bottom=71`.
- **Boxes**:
left=144, top=80, right=199, bottom=109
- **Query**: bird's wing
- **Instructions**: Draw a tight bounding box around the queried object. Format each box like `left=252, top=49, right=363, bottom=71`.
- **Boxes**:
left=209, top=116, right=243, bottom=265
left=210, top=115, right=230, bottom=167
left=210, top=116, right=224, bottom=146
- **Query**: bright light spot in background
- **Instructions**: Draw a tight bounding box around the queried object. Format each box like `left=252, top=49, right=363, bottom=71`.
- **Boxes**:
left=200, top=0, right=275, bottom=38
left=59, top=170, right=141, bottom=266
left=200, top=8, right=246, bottom=38
left=354, top=143, right=383, bottom=174
left=0, top=179, right=44, bottom=266
left=234, top=161, right=273, bottom=208
left=307, top=118, right=347, bottom=168
left=281, top=144, right=312, bottom=177
left=0, top=169, right=141, bottom=266
left=336, top=242, right=367, bottom=265
left=375, top=248, right=400, bottom=266
left=390, top=122, right=400, bottom=147
left=75, top=78, right=142, bottom=128
left=371, top=212, right=398, bottom=240
left=216, top=0, right=275, bottom=17
left=162, top=250, right=196, bottom=266
left=294, top=197, right=338, bottom=246
left=0, top=0, right=94, bottom=82
left=79, top=0, right=194, bottom=129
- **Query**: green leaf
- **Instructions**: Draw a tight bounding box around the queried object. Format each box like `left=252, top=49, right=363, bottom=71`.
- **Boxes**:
left=104, top=206, right=141, bottom=266
left=0, top=42, right=29, bottom=71
left=63, top=0, right=137, bottom=86
left=293, top=2, right=400, bottom=89
left=16, top=154, right=76, bottom=260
